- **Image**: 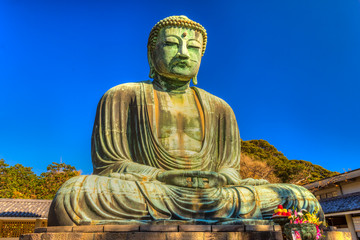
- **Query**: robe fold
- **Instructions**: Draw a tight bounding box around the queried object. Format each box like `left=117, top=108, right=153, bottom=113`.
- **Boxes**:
left=48, top=81, right=323, bottom=226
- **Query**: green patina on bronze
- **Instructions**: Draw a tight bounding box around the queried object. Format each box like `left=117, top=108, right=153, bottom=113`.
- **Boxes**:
left=48, top=15, right=325, bottom=226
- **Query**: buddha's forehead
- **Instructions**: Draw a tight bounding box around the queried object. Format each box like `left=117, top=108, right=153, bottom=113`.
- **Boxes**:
left=159, top=27, right=203, bottom=43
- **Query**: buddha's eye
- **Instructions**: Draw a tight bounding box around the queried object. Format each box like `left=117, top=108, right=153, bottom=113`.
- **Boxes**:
left=187, top=41, right=201, bottom=50
left=188, top=45, right=200, bottom=50
left=164, top=41, right=179, bottom=47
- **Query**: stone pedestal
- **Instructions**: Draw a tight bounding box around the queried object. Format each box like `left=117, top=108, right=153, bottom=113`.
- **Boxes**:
left=21, top=225, right=283, bottom=240
left=20, top=225, right=351, bottom=240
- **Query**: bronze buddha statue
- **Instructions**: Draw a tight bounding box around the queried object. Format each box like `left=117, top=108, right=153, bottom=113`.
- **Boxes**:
left=48, top=15, right=324, bottom=226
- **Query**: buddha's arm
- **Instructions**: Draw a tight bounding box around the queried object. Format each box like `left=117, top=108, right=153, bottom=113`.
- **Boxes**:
left=214, top=97, right=269, bottom=186
left=99, top=161, right=164, bottom=181
left=214, top=98, right=244, bottom=185
left=218, top=168, right=242, bottom=185
left=91, top=83, right=164, bottom=180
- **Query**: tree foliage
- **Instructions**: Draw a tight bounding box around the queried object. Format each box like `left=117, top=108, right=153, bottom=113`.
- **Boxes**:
left=241, top=139, right=338, bottom=184
left=37, top=162, right=80, bottom=199
left=240, top=153, right=280, bottom=183
left=0, top=159, right=80, bottom=199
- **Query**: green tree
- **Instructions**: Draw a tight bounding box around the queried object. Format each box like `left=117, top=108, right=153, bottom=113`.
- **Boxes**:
left=0, top=159, right=79, bottom=199
left=241, top=140, right=338, bottom=184
left=0, top=159, right=38, bottom=198
left=37, top=162, right=80, bottom=199
left=0, top=159, right=9, bottom=197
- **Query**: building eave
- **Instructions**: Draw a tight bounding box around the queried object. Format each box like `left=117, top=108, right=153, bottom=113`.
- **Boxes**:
left=325, top=210, right=360, bottom=217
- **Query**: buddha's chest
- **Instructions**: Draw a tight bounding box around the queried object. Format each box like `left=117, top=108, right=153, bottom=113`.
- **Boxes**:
left=154, top=90, right=203, bottom=154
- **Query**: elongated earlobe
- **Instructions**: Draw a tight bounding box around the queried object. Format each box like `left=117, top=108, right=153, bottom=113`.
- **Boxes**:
left=147, top=50, right=156, bottom=79
left=149, top=67, right=155, bottom=79
left=192, top=75, right=198, bottom=85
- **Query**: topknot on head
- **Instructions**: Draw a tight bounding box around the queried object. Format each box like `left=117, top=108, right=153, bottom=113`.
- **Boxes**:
left=148, top=15, right=207, bottom=56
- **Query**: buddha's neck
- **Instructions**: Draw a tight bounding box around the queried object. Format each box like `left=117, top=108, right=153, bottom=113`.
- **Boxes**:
left=153, top=75, right=191, bottom=94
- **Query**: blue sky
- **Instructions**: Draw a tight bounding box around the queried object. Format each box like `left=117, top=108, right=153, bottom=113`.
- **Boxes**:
left=1, top=0, right=359, bottom=175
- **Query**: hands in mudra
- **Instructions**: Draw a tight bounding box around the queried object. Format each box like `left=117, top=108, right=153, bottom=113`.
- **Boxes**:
left=109, top=170, right=269, bottom=187
left=157, top=170, right=227, bottom=188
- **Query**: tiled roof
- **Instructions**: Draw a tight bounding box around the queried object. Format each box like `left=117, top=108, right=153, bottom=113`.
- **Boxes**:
left=0, top=198, right=52, bottom=218
left=304, top=168, right=360, bottom=190
left=320, top=192, right=360, bottom=214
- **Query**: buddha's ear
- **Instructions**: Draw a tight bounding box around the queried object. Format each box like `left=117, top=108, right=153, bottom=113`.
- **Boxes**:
left=147, top=50, right=155, bottom=79
left=192, top=75, right=198, bottom=85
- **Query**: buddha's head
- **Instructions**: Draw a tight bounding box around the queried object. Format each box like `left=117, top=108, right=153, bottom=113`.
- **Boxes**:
left=147, top=16, right=207, bottom=85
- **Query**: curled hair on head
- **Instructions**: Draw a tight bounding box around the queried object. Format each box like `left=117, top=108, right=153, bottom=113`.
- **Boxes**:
left=147, top=15, right=207, bottom=56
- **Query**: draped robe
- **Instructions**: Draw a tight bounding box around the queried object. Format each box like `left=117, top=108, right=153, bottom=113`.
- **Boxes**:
left=48, top=81, right=324, bottom=226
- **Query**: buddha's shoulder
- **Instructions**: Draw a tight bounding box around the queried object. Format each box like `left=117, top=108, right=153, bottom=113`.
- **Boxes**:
left=103, top=81, right=151, bottom=96
left=194, top=87, right=233, bottom=111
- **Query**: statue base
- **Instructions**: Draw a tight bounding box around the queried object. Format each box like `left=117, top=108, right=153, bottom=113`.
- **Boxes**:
left=19, top=225, right=351, bottom=240
left=21, top=224, right=283, bottom=240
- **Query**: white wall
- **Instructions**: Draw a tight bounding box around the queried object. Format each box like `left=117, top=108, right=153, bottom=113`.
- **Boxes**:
left=341, top=181, right=360, bottom=195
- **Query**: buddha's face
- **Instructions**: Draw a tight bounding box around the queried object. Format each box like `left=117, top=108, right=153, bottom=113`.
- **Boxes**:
left=151, top=27, right=203, bottom=82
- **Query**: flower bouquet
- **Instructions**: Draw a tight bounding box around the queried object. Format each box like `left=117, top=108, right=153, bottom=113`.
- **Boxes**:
left=284, top=208, right=324, bottom=240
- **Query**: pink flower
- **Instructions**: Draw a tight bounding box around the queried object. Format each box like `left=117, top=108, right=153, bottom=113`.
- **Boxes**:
left=316, top=225, right=321, bottom=239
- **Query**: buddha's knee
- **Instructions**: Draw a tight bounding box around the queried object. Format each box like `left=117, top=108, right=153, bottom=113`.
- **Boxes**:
left=255, top=183, right=323, bottom=219
left=256, top=183, right=315, bottom=198
left=48, top=175, right=89, bottom=226
left=48, top=175, right=150, bottom=226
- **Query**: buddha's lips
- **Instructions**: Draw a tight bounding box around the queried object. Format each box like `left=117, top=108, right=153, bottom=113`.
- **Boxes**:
left=172, top=61, right=190, bottom=68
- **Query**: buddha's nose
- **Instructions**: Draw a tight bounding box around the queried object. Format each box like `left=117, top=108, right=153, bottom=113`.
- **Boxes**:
left=178, top=43, right=190, bottom=59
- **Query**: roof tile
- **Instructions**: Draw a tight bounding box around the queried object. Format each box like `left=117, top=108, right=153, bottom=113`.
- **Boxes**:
left=320, top=192, right=360, bottom=214
left=0, top=198, right=52, bottom=218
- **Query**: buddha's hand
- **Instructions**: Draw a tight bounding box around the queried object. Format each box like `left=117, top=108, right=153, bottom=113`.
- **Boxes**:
left=238, top=178, right=269, bottom=186
left=109, top=172, right=150, bottom=181
left=157, top=170, right=227, bottom=188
